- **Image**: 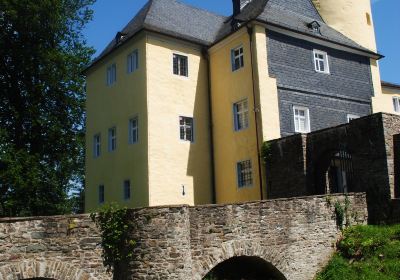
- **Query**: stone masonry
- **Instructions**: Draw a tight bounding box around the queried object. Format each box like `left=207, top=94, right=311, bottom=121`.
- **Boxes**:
left=0, top=193, right=367, bottom=280
left=265, top=113, right=400, bottom=224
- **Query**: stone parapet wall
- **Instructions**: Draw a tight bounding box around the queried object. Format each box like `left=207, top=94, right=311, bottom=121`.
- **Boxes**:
left=1, top=193, right=368, bottom=280
left=0, top=215, right=108, bottom=280
left=265, top=113, right=400, bottom=224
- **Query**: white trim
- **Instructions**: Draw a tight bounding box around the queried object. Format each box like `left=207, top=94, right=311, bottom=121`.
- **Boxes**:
left=108, top=126, right=117, bottom=152
left=173, top=53, right=189, bottom=77
left=233, top=99, right=249, bottom=131
left=179, top=116, right=194, bottom=143
left=231, top=45, right=244, bottom=72
left=293, top=106, right=310, bottom=133
left=127, top=49, right=139, bottom=74
left=236, top=159, right=253, bottom=189
left=347, top=114, right=360, bottom=122
left=128, top=116, right=139, bottom=145
left=106, top=63, right=117, bottom=86
left=93, top=133, right=101, bottom=158
left=393, top=97, right=400, bottom=113
left=313, top=49, right=330, bottom=74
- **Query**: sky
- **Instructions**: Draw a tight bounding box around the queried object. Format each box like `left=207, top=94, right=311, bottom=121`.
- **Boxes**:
left=83, top=0, right=400, bottom=84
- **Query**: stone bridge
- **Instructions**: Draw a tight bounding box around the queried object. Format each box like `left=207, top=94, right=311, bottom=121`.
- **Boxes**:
left=0, top=193, right=367, bottom=280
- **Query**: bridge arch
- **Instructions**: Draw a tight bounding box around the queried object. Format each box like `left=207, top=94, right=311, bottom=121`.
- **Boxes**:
left=195, top=241, right=289, bottom=280
left=0, top=260, right=93, bottom=280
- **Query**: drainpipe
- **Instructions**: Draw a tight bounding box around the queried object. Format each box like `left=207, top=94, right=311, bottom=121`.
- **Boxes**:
left=247, top=25, right=264, bottom=200
left=202, top=47, right=217, bottom=204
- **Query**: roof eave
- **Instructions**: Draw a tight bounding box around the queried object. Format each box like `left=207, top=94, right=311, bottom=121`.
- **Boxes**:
left=83, top=27, right=210, bottom=75
left=254, top=19, right=384, bottom=60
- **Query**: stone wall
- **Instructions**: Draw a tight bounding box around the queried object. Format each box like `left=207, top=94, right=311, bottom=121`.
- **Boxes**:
left=0, top=194, right=367, bottom=280
left=265, top=113, right=400, bottom=223
left=0, top=215, right=107, bottom=280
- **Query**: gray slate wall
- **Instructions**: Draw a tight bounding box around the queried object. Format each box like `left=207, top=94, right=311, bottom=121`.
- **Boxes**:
left=267, top=31, right=374, bottom=136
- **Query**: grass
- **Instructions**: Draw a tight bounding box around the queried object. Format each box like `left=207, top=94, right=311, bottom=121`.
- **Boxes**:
left=316, top=224, right=400, bottom=280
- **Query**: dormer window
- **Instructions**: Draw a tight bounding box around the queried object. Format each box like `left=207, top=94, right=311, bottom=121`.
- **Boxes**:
left=115, top=32, right=127, bottom=44
left=308, top=21, right=321, bottom=33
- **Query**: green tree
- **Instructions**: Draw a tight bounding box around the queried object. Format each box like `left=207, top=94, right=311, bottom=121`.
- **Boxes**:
left=0, top=0, right=95, bottom=216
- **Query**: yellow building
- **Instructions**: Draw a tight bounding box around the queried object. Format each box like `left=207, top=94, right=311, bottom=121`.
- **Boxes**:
left=85, top=0, right=388, bottom=211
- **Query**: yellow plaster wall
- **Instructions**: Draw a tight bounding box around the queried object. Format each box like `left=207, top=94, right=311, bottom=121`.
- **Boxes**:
left=146, top=34, right=213, bottom=206
left=252, top=25, right=281, bottom=142
left=210, top=28, right=262, bottom=204
left=85, top=34, right=149, bottom=212
left=251, top=25, right=281, bottom=199
left=376, top=85, right=400, bottom=115
left=312, top=0, right=377, bottom=51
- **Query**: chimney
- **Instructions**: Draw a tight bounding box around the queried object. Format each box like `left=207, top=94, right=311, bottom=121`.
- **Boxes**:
left=232, top=0, right=240, bottom=16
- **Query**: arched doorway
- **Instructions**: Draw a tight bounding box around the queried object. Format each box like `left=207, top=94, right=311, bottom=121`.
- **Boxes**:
left=202, top=256, right=287, bottom=280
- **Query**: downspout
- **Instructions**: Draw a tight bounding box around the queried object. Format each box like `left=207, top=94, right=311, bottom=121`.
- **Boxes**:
left=202, top=47, right=217, bottom=204
left=247, top=26, right=264, bottom=200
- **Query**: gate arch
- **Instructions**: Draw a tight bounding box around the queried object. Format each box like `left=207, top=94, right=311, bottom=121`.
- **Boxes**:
left=194, top=241, right=289, bottom=280
left=0, top=260, right=93, bottom=280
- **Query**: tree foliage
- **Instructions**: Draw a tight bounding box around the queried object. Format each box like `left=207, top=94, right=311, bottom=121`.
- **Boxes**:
left=90, top=204, right=136, bottom=279
left=0, top=0, right=95, bottom=216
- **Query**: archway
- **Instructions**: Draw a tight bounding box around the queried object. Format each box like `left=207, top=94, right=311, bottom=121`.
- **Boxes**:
left=202, top=256, right=287, bottom=280
left=0, top=260, right=93, bottom=280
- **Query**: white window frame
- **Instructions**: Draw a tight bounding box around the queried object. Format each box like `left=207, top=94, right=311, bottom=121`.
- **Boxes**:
left=313, top=49, right=330, bottom=74
left=129, top=117, right=138, bottom=144
left=293, top=106, right=311, bottom=133
left=179, top=116, right=194, bottom=142
left=237, top=160, right=253, bottom=188
left=108, top=127, right=117, bottom=152
left=123, top=180, right=131, bottom=200
left=93, top=133, right=101, bottom=158
left=231, top=46, right=244, bottom=72
left=233, top=99, right=249, bottom=131
left=173, top=54, right=188, bottom=77
left=127, top=50, right=139, bottom=74
left=347, top=114, right=360, bottom=123
left=393, top=97, right=400, bottom=113
left=106, top=63, right=117, bottom=86
left=98, top=185, right=105, bottom=204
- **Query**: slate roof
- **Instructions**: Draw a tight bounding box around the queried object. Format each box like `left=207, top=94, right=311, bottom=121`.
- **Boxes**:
left=87, top=0, right=381, bottom=71
left=254, top=0, right=377, bottom=55
left=91, top=0, right=227, bottom=67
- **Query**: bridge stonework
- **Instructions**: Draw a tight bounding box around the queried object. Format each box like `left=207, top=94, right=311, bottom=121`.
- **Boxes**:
left=0, top=194, right=367, bottom=280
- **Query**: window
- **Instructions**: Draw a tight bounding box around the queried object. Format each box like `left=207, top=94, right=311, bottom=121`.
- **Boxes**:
left=231, top=46, right=244, bottom=71
left=123, top=180, right=131, bottom=200
left=347, top=114, right=360, bottom=122
left=237, top=160, right=253, bottom=188
left=127, top=50, right=139, bottom=73
left=106, top=63, right=117, bottom=86
left=173, top=54, right=188, bottom=77
left=98, top=185, right=105, bottom=204
left=93, top=134, right=101, bottom=158
left=293, top=106, right=310, bottom=133
left=313, top=50, right=329, bottom=74
left=393, top=97, right=400, bottom=113
left=129, top=117, right=138, bottom=144
left=108, top=127, right=117, bottom=152
left=179, top=116, right=194, bottom=142
left=233, top=99, right=249, bottom=131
